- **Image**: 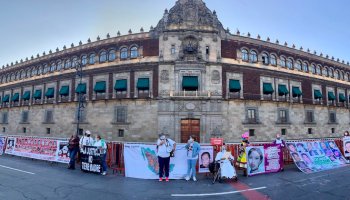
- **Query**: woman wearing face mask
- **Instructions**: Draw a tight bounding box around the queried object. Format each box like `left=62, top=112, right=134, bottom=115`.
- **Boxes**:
left=93, top=134, right=108, bottom=175
left=215, top=144, right=237, bottom=179
left=184, top=135, right=201, bottom=181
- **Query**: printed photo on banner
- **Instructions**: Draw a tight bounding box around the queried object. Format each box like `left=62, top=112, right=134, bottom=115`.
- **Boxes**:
left=57, top=141, right=70, bottom=163
left=198, top=146, right=214, bottom=173
left=246, top=146, right=265, bottom=175
left=5, top=137, right=15, bottom=153
left=0, top=136, right=5, bottom=155
left=343, top=137, right=350, bottom=157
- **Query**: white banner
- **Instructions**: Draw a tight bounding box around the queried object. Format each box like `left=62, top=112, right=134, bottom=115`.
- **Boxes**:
left=124, top=143, right=188, bottom=179
left=198, top=146, right=214, bottom=173
left=343, top=137, right=350, bottom=157
left=0, top=136, right=5, bottom=155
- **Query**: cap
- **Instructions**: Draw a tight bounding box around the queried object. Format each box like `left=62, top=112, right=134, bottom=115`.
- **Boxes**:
left=85, top=130, right=91, bottom=135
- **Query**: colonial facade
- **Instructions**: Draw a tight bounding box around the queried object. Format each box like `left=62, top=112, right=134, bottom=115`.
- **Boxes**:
left=1, top=0, right=350, bottom=142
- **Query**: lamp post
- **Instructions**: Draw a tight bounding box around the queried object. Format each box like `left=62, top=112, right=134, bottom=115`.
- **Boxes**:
left=75, top=61, right=85, bottom=137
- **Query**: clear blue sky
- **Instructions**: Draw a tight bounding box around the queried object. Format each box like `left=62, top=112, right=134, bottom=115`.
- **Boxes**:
left=0, top=0, right=349, bottom=67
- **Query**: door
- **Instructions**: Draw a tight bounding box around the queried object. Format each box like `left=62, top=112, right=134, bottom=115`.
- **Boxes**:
left=181, top=119, right=200, bottom=143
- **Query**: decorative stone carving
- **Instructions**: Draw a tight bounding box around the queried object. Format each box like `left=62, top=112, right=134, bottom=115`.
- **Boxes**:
left=185, top=103, right=195, bottom=110
left=211, top=70, right=220, bottom=84
left=160, top=70, right=169, bottom=83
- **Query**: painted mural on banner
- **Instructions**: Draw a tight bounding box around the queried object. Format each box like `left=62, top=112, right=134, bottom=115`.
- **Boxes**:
left=124, top=143, right=188, bottom=179
left=246, top=144, right=283, bottom=176
left=343, top=137, right=350, bottom=157
left=0, top=136, right=5, bottom=155
left=4, top=136, right=69, bottom=163
left=198, top=146, right=214, bottom=173
left=286, top=140, right=347, bottom=174
left=80, top=146, right=102, bottom=173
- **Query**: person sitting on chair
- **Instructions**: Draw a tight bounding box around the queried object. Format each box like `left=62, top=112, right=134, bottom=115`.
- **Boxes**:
left=215, top=144, right=236, bottom=179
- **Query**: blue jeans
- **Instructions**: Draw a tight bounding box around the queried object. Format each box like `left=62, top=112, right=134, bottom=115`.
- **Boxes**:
left=101, top=154, right=107, bottom=172
left=187, top=159, right=197, bottom=178
left=68, top=148, right=78, bottom=168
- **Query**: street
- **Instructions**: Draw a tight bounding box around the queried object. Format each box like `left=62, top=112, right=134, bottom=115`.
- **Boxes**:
left=0, top=155, right=349, bottom=200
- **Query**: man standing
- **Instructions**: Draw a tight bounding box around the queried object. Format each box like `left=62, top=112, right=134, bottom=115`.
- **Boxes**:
left=79, top=130, right=94, bottom=150
left=68, top=134, right=80, bottom=170
left=156, top=134, right=176, bottom=182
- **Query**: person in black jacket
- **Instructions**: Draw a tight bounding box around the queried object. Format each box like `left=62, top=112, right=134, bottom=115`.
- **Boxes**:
left=68, top=135, right=80, bottom=170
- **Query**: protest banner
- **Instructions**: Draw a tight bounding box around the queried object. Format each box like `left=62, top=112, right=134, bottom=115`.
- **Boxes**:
left=286, top=140, right=347, bottom=174
left=343, top=137, right=350, bottom=157
left=4, top=136, right=69, bottom=163
left=0, top=136, right=5, bottom=155
left=124, top=143, right=188, bottom=179
left=246, top=144, right=283, bottom=176
left=198, top=146, right=214, bottom=173
left=80, top=146, right=102, bottom=173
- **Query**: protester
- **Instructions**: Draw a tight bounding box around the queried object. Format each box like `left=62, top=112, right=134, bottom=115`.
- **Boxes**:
left=94, top=134, right=108, bottom=175
left=273, top=134, right=285, bottom=147
left=236, top=132, right=249, bottom=176
left=156, top=134, right=176, bottom=182
left=67, top=134, right=80, bottom=170
left=344, top=131, right=350, bottom=137
left=79, top=130, right=94, bottom=151
left=185, top=135, right=200, bottom=181
left=215, top=143, right=236, bottom=179
left=247, top=147, right=264, bottom=174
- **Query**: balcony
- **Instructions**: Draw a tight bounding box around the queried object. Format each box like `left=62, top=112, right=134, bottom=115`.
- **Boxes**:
left=168, top=90, right=222, bottom=99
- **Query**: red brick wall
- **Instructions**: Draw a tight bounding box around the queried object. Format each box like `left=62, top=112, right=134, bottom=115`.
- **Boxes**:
left=221, top=40, right=237, bottom=59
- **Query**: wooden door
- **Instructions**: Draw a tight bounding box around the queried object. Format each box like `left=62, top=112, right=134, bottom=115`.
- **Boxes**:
left=181, top=119, right=200, bottom=143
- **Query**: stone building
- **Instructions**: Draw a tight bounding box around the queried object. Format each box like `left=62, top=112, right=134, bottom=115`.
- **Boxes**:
left=0, top=0, right=349, bottom=142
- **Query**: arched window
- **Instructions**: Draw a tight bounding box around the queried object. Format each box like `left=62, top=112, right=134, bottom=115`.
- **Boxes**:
left=89, top=53, right=95, bottom=64
left=99, top=50, right=107, bottom=63
left=130, top=47, right=138, bottom=58
left=120, top=47, right=128, bottom=59
left=72, top=57, right=78, bottom=68
left=16, top=72, right=20, bottom=80
left=335, top=70, right=340, bottom=79
left=20, top=70, right=25, bottom=79
left=64, top=60, right=71, bottom=69
left=81, top=55, right=87, bottom=66
left=108, top=50, right=116, bottom=61
left=316, top=65, right=321, bottom=75
left=286, top=58, right=293, bottom=69
left=38, top=66, right=43, bottom=75
left=241, top=49, right=248, bottom=61
left=261, top=53, right=269, bottom=65
left=341, top=71, right=345, bottom=80
left=11, top=73, right=15, bottom=81
left=50, top=63, right=56, bottom=72
left=347, top=73, right=350, bottom=82
left=280, top=56, right=286, bottom=67
left=270, top=54, right=277, bottom=66
left=303, top=62, right=309, bottom=72
left=322, top=67, right=329, bottom=77
left=249, top=50, right=258, bottom=63
left=295, top=61, right=302, bottom=71
left=329, top=68, right=334, bottom=77
left=43, top=64, right=49, bottom=74
left=311, top=64, right=316, bottom=74
left=57, top=61, right=62, bottom=71
left=26, top=69, right=31, bottom=77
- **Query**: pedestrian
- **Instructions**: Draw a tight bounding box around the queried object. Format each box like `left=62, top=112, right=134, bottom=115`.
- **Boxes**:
left=236, top=132, right=249, bottom=176
left=344, top=131, right=349, bottom=137
left=185, top=135, right=200, bottom=181
left=79, top=130, right=94, bottom=151
left=94, top=134, right=108, bottom=175
left=215, top=143, right=237, bottom=179
left=273, top=133, right=285, bottom=147
left=156, top=134, right=176, bottom=182
left=67, top=134, right=80, bottom=170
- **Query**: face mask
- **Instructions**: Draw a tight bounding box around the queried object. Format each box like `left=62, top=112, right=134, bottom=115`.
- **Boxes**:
left=189, top=138, right=194, bottom=142
left=222, top=147, right=226, bottom=152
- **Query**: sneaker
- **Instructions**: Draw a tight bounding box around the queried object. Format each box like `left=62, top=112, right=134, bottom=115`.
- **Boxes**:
left=192, top=177, right=197, bottom=182
left=159, top=178, right=163, bottom=182
left=185, top=176, right=190, bottom=181
left=165, top=177, right=169, bottom=182
left=102, top=172, right=107, bottom=176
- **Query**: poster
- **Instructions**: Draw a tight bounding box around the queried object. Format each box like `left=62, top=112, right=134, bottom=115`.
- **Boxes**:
left=0, top=136, right=5, bottom=155
left=246, top=144, right=283, bottom=176
left=124, top=143, right=188, bottom=179
left=80, top=146, right=102, bottom=173
left=198, top=146, right=214, bottom=173
left=4, top=136, right=69, bottom=163
left=57, top=141, right=70, bottom=163
left=343, top=137, right=350, bottom=157
left=286, top=140, right=347, bottom=174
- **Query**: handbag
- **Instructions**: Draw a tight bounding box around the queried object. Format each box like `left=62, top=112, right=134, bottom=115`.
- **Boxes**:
left=166, top=139, right=175, bottom=157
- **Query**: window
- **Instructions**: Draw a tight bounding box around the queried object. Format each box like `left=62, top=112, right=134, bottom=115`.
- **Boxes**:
left=100, top=51, right=108, bottom=63
left=305, top=110, right=314, bottom=123
left=278, top=109, right=289, bottom=123
left=262, top=53, right=269, bottom=65
left=43, top=64, right=49, bottom=74
left=108, top=50, right=116, bottom=61
left=249, top=129, right=255, bottom=137
left=335, top=70, right=340, bottom=80
left=81, top=55, right=87, bottom=66
left=206, top=46, right=210, bottom=55
left=38, top=66, right=43, bottom=74
left=280, top=56, right=286, bottom=67
left=286, top=58, right=293, bottom=69
left=130, top=47, right=138, bottom=58
left=21, top=111, right=29, bottom=123
left=329, top=68, right=334, bottom=77
left=303, top=62, right=309, bottom=72
left=46, top=128, right=51, bottom=134
left=341, top=71, right=345, bottom=80
left=308, top=128, right=313, bottom=134
left=171, top=45, right=176, bottom=54
left=23, top=127, right=27, bottom=133
left=72, top=57, right=78, bottom=68
left=281, top=129, right=286, bottom=136
left=2, top=112, right=8, bottom=124
left=247, top=108, right=257, bottom=123
left=2, top=127, right=5, bottom=133
left=295, top=61, right=302, bottom=71
left=316, top=65, right=321, bottom=75
left=331, top=128, right=335, bottom=134
left=89, top=53, right=95, bottom=64
left=50, top=63, right=56, bottom=72
left=115, top=106, right=127, bottom=123
left=120, top=47, right=128, bottom=59
left=241, top=49, right=248, bottom=61
left=311, top=64, right=316, bottom=74
left=329, top=112, right=336, bottom=123
left=270, top=54, right=277, bottom=66
left=57, top=61, right=62, bottom=71
left=78, top=128, right=84, bottom=136
left=118, top=129, right=125, bottom=137
left=44, top=110, right=53, bottom=123
left=64, top=60, right=71, bottom=69
left=323, top=67, right=329, bottom=77
left=249, top=50, right=258, bottom=63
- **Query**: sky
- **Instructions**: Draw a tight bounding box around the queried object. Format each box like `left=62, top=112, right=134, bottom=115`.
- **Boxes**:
left=0, top=0, right=349, bottom=67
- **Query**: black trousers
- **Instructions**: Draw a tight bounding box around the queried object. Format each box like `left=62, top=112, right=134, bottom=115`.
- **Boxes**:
left=158, top=156, right=170, bottom=178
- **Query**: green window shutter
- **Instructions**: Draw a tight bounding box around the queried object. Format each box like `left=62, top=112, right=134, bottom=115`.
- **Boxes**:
left=292, top=87, right=302, bottom=97
left=75, top=83, right=87, bottom=94
left=263, top=83, right=274, bottom=95
left=278, top=84, right=289, bottom=96
left=229, top=79, right=241, bottom=92
left=34, top=90, right=42, bottom=99
left=114, top=79, right=127, bottom=91
left=45, top=88, right=55, bottom=98
left=22, top=91, right=31, bottom=100
left=314, top=90, right=322, bottom=99
left=182, top=76, right=198, bottom=90
left=11, top=93, right=19, bottom=102
left=59, top=86, right=70, bottom=96
left=3, top=95, right=9, bottom=102
left=339, top=93, right=346, bottom=102
left=137, top=78, right=150, bottom=90
left=94, top=81, right=106, bottom=93
left=328, top=91, right=336, bottom=101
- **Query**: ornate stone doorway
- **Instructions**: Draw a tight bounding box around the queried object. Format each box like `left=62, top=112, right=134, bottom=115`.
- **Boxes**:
left=180, top=119, right=200, bottom=143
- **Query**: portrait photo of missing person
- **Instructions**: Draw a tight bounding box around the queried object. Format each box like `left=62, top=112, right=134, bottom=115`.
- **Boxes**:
left=287, top=143, right=297, bottom=153
left=247, top=147, right=264, bottom=174
left=344, top=141, right=350, bottom=154
left=199, top=152, right=211, bottom=168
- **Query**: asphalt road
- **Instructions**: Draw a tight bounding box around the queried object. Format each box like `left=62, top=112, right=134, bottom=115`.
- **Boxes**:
left=0, top=155, right=349, bottom=200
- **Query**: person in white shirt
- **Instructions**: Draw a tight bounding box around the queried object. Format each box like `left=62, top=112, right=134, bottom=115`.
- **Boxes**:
left=94, top=134, right=108, bottom=175
left=215, top=144, right=236, bottom=179
left=156, top=134, right=176, bottom=182
left=79, top=130, right=94, bottom=151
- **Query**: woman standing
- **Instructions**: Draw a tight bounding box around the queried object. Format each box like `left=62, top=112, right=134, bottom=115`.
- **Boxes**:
left=185, top=135, right=201, bottom=181
left=94, top=135, right=108, bottom=175
left=156, top=134, right=176, bottom=182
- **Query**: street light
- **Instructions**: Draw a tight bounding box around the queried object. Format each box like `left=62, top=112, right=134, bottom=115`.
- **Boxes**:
left=74, top=61, right=86, bottom=137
